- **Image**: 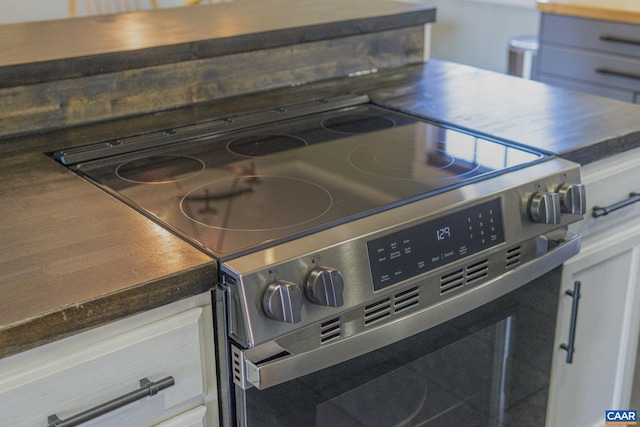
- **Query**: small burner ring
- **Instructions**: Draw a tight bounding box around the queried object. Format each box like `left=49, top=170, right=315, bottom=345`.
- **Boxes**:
left=321, top=113, right=396, bottom=134
left=227, top=134, right=308, bottom=157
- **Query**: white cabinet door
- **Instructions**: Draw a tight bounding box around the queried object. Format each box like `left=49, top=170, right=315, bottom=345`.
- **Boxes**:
left=0, top=294, right=217, bottom=427
left=546, top=221, right=640, bottom=427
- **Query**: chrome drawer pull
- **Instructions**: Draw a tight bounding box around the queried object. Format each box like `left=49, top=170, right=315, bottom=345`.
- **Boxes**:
left=592, top=192, right=640, bottom=218
left=47, top=376, right=175, bottom=427
left=595, top=68, right=640, bottom=81
left=600, top=35, right=640, bottom=47
left=560, top=281, right=581, bottom=364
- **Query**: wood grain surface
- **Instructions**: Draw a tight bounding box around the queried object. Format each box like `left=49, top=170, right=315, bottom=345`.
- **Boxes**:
left=538, top=0, right=640, bottom=25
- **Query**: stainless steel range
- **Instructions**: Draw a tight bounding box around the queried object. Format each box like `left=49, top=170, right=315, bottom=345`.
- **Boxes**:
left=55, top=94, right=586, bottom=426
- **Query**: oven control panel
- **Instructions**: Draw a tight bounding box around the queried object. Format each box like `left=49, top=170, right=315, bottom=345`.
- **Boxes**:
left=259, top=198, right=507, bottom=323
left=367, top=198, right=504, bottom=292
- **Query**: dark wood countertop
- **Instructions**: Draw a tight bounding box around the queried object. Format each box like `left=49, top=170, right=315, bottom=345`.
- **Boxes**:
left=365, top=62, right=640, bottom=165
left=1, top=0, right=435, bottom=88
left=3, top=59, right=640, bottom=359
left=0, top=150, right=216, bottom=358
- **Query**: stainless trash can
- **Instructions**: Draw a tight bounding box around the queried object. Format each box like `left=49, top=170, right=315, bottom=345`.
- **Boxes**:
left=508, top=36, right=538, bottom=80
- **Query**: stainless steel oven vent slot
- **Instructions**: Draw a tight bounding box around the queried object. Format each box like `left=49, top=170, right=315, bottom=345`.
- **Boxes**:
left=393, top=286, right=420, bottom=313
left=231, top=345, right=245, bottom=388
left=506, top=246, right=522, bottom=268
left=466, top=259, right=489, bottom=284
left=320, top=317, right=341, bottom=343
left=440, top=268, right=464, bottom=294
left=364, top=298, right=391, bottom=325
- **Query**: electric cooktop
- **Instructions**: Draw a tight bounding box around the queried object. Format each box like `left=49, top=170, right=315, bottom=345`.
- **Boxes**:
left=57, top=95, right=546, bottom=259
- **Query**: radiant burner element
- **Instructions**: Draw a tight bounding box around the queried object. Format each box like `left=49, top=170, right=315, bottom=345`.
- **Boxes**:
left=180, top=176, right=333, bottom=231
left=349, top=141, right=479, bottom=181
left=227, top=134, right=308, bottom=157
left=322, top=114, right=396, bottom=134
left=116, top=155, right=204, bottom=183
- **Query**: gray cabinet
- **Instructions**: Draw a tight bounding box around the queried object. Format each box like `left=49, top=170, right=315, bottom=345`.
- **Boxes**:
left=538, top=13, right=640, bottom=103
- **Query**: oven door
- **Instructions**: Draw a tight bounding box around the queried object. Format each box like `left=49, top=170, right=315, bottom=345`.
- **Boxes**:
left=216, top=263, right=565, bottom=427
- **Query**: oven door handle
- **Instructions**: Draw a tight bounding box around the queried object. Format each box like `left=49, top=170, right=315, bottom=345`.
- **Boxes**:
left=234, top=232, right=581, bottom=390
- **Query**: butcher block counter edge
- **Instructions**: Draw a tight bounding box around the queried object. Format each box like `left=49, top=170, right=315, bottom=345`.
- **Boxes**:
left=537, top=0, right=640, bottom=25
left=0, top=264, right=217, bottom=359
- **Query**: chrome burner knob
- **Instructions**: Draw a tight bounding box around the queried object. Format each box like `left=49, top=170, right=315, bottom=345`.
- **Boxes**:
left=558, top=183, right=586, bottom=215
left=529, top=192, right=561, bottom=224
left=305, top=267, right=344, bottom=307
left=262, top=280, right=303, bottom=323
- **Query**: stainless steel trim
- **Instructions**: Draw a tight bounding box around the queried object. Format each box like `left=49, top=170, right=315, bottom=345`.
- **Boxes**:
left=235, top=232, right=580, bottom=390
left=54, top=94, right=370, bottom=165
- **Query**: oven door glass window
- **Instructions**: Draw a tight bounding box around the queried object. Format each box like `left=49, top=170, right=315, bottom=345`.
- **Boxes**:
left=316, top=317, right=511, bottom=426
left=236, top=269, right=560, bottom=427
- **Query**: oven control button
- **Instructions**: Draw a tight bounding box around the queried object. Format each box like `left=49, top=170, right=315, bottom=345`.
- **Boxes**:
left=262, top=281, right=303, bottom=323
left=529, top=192, right=561, bottom=224
left=557, top=183, right=586, bottom=215
left=305, top=267, right=344, bottom=307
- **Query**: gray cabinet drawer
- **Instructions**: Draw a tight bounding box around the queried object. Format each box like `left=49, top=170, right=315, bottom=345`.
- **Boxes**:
left=541, top=14, right=640, bottom=58
left=539, top=45, right=640, bottom=91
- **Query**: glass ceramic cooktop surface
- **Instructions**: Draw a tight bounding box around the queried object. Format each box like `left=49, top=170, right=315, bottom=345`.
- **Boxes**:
left=74, top=104, right=544, bottom=258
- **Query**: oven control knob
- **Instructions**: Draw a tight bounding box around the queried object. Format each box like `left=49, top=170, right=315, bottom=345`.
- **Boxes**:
left=557, top=183, right=586, bottom=215
left=305, top=267, right=344, bottom=307
left=529, top=192, right=561, bottom=224
left=262, top=281, right=303, bottom=323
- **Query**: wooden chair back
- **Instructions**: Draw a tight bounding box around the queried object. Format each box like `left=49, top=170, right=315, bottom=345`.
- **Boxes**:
left=70, top=0, right=159, bottom=17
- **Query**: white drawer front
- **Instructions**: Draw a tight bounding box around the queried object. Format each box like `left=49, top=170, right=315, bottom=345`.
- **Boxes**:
left=0, top=307, right=207, bottom=427
left=571, top=148, right=640, bottom=239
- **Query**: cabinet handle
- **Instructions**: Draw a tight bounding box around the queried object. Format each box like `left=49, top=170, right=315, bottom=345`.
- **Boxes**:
left=592, top=192, right=640, bottom=218
left=595, top=68, right=640, bottom=81
left=560, top=281, right=581, bottom=364
left=600, top=35, right=640, bottom=47
left=47, top=376, right=175, bottom=427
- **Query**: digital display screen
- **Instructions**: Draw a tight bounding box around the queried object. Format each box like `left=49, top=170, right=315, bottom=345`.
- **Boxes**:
left=367, top=198, right=504, bottom=291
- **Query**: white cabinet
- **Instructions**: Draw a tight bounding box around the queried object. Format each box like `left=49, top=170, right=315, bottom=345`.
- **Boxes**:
left=547, top=149, right=640, bottom=427
left=0, top=292, right=218, bottom=427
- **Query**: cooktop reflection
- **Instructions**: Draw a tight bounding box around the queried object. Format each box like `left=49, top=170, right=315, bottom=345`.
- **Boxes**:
left=72, top=102, right=545, bottom=259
